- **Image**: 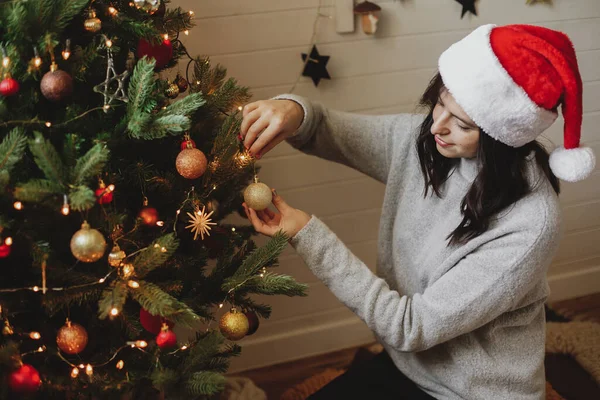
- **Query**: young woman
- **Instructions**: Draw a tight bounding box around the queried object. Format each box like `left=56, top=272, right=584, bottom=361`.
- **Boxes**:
left=239, top=24, right=595, bottom=399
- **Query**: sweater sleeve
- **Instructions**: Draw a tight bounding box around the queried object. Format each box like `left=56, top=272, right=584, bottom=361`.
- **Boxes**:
left=272, top=93, right=418, bottom=184
left=289, top=214, right=559, bottom=352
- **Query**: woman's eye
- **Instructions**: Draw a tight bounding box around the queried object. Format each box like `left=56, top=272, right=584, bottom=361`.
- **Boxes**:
left=458, top=124, right=469, bottom=130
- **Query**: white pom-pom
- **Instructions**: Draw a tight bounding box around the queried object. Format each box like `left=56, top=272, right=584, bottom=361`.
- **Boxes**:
left=549, top=146, right=596, bottom=182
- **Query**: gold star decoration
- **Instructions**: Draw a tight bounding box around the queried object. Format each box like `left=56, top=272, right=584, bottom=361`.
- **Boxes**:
left=526, top=0, right=552, bottom=5
left=185, top=206, right=217, bottom=240
left=93, top=48, right=129, bottom=112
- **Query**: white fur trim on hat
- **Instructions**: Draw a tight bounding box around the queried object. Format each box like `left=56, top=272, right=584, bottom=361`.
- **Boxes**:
left=438, top=24, right=558, bottom=147
left=549, top=146, right=596, bottom=182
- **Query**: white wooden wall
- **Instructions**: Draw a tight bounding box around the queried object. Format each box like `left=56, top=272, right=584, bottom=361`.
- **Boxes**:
left=173, top=0, right=600, bottom=373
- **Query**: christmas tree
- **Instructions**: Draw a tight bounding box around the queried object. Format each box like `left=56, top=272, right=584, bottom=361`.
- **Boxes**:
left=0, top=1, right=307, bottom=398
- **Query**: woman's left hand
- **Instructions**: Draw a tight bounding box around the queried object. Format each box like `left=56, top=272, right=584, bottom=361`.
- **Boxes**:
left=243, top=189, right=311, bottom=240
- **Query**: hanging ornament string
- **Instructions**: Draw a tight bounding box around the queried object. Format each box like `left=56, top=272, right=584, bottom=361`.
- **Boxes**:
left=0, top=270, right=113, bottom=294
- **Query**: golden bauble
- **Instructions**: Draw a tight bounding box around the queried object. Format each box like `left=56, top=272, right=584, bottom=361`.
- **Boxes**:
left=165, top=83, right=179, bottom=99
left=219, top=308, right=249, bottom=341
left=108, top=244, right=126, bottom=267
left=84, top=10, right=102, bottom=32
left=243, top=182, right=272, bottom=211
left=70, top=221, right=107, bottom=263
left=176, top=148, right=207, bottom=179
left=56, top=320, right=88, bottom=355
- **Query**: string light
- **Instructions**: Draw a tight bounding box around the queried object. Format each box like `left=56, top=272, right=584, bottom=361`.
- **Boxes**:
left=2, top=46, right=9, bottom=68
left=116, top=360, right=124, bottom=370
left=156, top=221, right=164, bottom=227
left=29, top=332, right=41, bottom=340
left=105, top=38, right=113, bottom=48
left=62, top=39, right=71, bottom=60
left=121, top=264, right=134, bottom=278
left=219, top=303, right=224, bottom=308
left=135, top=340, right=147, bottom=348
left=184, top=30, right=189, bottom=35
left=238, top=106, right=243, bottom=111
left=180, top=345, right=188, bottom=350
left=231, top=227, right=236, bottom=232
left=110, top=307, right=119, bottom=316
left=33, top=286, right=40, bottom=292
left=127, top=280, right=139, bottom=289
left=61, top=194, right=70, bottom=216
left=32, top=47, right=42, bottom=68
left=78, top=364, right=85, bottom=369
left=85, top=364, right=93, bottom=376
left=103, top=104, right=110, bottom=111
left=71, top=367, right=79, bottom=378
left=189, top=10, right=194, bottom=16
left=108, top=6, right=118, bottom=15
left=13, top=201, right=23, bottom=210
left=4, top=237, right=12, bottom=246
left=163, top=33, right=169, bottom=40
left=98, top=278, right=105, bottom=283
left=45, top=122, right=51, bottom=127
left=36, top=346, right=45, bottom=353
left=160, top=247, right=167, bottom=253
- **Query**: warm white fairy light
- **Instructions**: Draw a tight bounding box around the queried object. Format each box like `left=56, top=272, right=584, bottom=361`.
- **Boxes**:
left=4, top=237, right=12, bottom=246
left=180, top=345, right=188, bottom=350
left=213, top=185, right=217, bottom=190
left=108, top=6, right=118, bottom=15
left=163, top=33, right=169, bottom=40
left=71, top=367, right=79, bottom=378
left=45, top=122, right=51, bottom=127
left=103, top=105, right=110, bottom=111
left=33, top=286, right=40, bottom=292
left=98, top=278, right=105, bottom=283
left=36, top=346, right=45, bottom=352
left=122, top=264, right=134, bottom=278
left=127, top=280, right=139, bottom=289
left=2, top=56, right=9, bottom=68
left=110, top=307, right=119, bottom=316
left=184, top=30, right=189, bottom=35
left=160, top=247, right=167, bottom=253
left=106, top=39, right=113, bottom=48
left=135, top=340, right=147, bottom=348
left=61, top=194, right=70, bottom=215
left=219, top=303, right=224, bottom=308
left=189, top=10, right=194, bottom=16
left=156, top=221, right=164, bottom=227
left=85, top=364, right=93, bottom=376
left=34, top=56, right=42, bottom=67
left=116, top=360, right=124, bottom=370
left=13, top=201, right=23, bottom=210
left=29, top=332, right=41, bottom=340
left=238, top=106, right=243, bottom=111
left=176, top=209, right=181, bottom=215
left=231, top=227, right=236, bottom=232
left=79, top=364, right=85, bottom=369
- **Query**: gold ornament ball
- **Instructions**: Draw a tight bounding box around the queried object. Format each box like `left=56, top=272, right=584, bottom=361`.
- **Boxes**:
left=56, top=320, right=88, bottom=355
left=70, top=221, right=107, bottom=263
left=243, top=182, right=272, bottom=211
left=108, top=244, right=126, bottom=267
left=165, top=82, right=179, bottom=99
left=40, top=64, right=73, bottom=102
left=176, top=148, right=208, bottom=179
left=219, top=309, right=249, bottom=341
left=84, top=9, right=102, bottom=32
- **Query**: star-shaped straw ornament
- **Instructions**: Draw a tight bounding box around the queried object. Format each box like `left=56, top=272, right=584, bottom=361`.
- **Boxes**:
left=185, top=206, right=217, bottom=240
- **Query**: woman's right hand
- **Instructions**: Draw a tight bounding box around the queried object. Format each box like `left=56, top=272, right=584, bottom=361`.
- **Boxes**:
left=239, top=99, right=304, bottom=159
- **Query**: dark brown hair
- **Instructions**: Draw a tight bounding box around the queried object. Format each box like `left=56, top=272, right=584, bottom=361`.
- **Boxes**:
left=416, top=73, right=560, bottom=246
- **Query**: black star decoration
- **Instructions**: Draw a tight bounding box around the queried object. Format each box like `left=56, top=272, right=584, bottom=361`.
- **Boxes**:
left=301, top=45, right=331, bottom=87
left=454, top=0, right=477, bottom=19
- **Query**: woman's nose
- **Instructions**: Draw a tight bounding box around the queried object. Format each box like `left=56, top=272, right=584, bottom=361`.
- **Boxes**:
left=431, top=112, right=450, bottom=135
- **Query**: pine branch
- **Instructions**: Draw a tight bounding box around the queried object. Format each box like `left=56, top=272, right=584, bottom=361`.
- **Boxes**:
left=14, top=179, right=63, bottom=203
left=43, top=286, right=104, bottom=316
left=151, top=368, right=179, bottom=392
left=62, top=134, right=82, bottom=169
left=182, top=330, right=224, bottom=374
left=232, top=298, right=271, bottom=319
left=130, top=281, right=201, bottom=328
left=0, top=341, right=19, bottom=367
left=127, top=57, right=156, bottom=122
left=134, top=234, right=179, bottom=278
left=232, top=272, right=309, bottom=297
left=159, top=93, right=205, bottom=117
left=146, top=115, right=190, bottom=139
left=28, top=132, right=67, bottom=185
left=98, top=282, right=128, bottom=320
left=0, top=127, right=27, bottom=173
left=36, top=0, right=88, bottom=33
left=69, top=185, right=96, bottom=211
left=185, top=371, right=226, bottom=396
left=73, top=143, right=110, bottom=186
left=232, top=231, right=289, bottom=279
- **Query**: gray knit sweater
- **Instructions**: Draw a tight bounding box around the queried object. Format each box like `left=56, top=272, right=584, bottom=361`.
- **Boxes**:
left=274, top=94, right=562, bottom=400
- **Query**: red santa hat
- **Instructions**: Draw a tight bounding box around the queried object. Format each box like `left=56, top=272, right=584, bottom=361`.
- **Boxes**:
left=438, top=24, right=595, bottom=182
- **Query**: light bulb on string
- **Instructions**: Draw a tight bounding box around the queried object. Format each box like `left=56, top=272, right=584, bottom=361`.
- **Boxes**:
left=85, top=364, right=93, bottom=376
left=184, top=30, right=189, bottom=35
left=2, top=46, right=9, bottom=68
left=71, top=367, right=79, bottom=378
left=62, top=39, right=71, bottom=60
left=110, top=307, right=119, bottom=316
left=29, top=332, right=41, bottom=340
left=108, top=6, right=118, bottom=15
left=13, top=201, right=23, bottom=210
left=61, top=194, right=70, bottom=215
left=32, top=47, right=42, bottom=68
left=163, top=33, right=169, bottom=40
left=105, top=38, right=113, bottom=48
left=45, top=122, right=51, bottom=127
left=116, top=360, right=124, bottom=370
left=4, top=237, right=12, bottom=246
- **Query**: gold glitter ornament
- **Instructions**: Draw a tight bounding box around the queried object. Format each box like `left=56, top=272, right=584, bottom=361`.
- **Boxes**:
left=84, top=9, right=102, bottom=33
left=40, top=62, right=73, bottom=102
left=165, top=82, right=179, bottom=99
left=56, top=319, right=88, bottom=355
left=70, top=221, right=107, bottom=263
left=243, top=176, right=272, bottom=211
left=219, top=308, right=249, bottom=341
left=108, top=244, right=126, bottom=267
left=176, top=147, right=208, bottom=179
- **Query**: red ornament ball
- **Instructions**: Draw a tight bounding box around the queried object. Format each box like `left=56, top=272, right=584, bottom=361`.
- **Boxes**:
left=180, top=139, right=196, bottom=151
left=139, top=308, right=174, bottom=335
left=0, top=77, right=19, bottom=97
left=95, top=186, right=113, bottom=204
left=0, top=243, right=11, bottom=258
left=156, top=325, right=177, bottom=349
left=139, top=206, right=159, bottom=226
left=137, top=38, right=173, bottom=69
left=244, top=310, right=260, bottom=336
left=8, top=364, right=41, bottom=394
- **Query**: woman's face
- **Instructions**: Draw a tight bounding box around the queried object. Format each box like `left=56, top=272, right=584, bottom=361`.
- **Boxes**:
left=431, top=88, right=480, bottom=158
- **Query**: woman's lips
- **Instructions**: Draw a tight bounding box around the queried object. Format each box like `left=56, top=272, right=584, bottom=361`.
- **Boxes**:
left=434, top=135, right=452, bottom=147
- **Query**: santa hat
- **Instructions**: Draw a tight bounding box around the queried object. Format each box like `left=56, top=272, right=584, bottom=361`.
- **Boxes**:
left=438, top=24, right=595, bottom=182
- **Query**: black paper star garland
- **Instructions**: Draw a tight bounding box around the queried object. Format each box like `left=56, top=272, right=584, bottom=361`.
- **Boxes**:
left=454, top=0, right=477, bottom=19
left=301, top=45, right=331, bottom=87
